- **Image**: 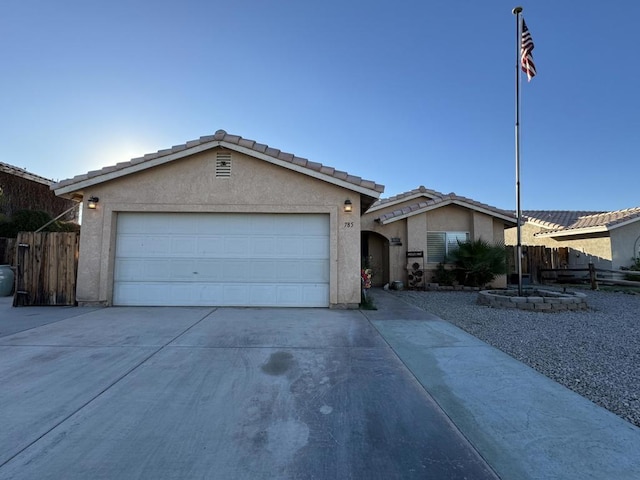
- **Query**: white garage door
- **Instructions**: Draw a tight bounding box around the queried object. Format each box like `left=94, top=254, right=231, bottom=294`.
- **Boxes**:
left=113, top=213, right=330, bottom=307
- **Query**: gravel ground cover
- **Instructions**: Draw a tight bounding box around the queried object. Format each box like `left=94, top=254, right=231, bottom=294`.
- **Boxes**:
left=391, top=288, right=640, bottom=428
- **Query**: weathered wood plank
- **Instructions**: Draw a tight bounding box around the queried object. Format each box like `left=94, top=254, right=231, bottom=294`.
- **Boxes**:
left=12, top=232, right=79, bottom=306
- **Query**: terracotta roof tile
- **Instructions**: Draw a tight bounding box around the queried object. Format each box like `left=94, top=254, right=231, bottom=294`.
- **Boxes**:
left=224, top=134, right=241, bottom=144
left=52, top=130, right=384, bottom=195
left=278, top=152, right=294, bottom=162
left=525, top=208, right=640, bottom=233
left=376, top=191, right=516, bottom=224
left=252, top=142, right=268, bottom=153
left=264, top=147, right=281, bottom=157
left=370, top=185, right=446, bottom=210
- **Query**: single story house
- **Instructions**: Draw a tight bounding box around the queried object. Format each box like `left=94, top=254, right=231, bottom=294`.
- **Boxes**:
left=504, top=209, right=640, bottom=270
left=52, top=130, right=383, bottom=308
left=361, top=186, right=517, bottom=288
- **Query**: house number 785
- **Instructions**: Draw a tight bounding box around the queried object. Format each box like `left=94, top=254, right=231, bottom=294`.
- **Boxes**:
left=344, top=222, right=354, bottom=228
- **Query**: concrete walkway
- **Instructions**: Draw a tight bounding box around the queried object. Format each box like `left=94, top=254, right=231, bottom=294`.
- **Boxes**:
left=363, top=289, right=640, bottom=480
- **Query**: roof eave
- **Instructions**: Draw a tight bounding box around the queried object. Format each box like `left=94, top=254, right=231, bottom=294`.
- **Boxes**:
left=380, top=199, right=517, bottom=226
left=606, top=215, right=640, bottom=231
left=53, top=140, right=383, bottom=199
left=366, top=192, right=437, bottom=213
left=534, top=225, right=609, bottom=238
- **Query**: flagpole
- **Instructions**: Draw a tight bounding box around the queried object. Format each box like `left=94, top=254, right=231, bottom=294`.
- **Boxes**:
left=512, top=6, right=523, bottom=296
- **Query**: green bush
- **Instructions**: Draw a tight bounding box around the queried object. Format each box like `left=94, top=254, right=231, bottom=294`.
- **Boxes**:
left=448, top=239, right=507, bottom=288
left=432, top=262, right=456, bottom=286
left=0, top=210, right=79, bottom=238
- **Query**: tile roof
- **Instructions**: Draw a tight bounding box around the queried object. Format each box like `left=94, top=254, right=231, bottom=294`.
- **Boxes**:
left=368, top=185, right=444, bottom=211
left=375, top=189, right=517, bottom=224
left=0, top=162, right=53, bottom=186
left=524, top=209, right=640, bottom=234
left=53, top=130, right=384, bottom=196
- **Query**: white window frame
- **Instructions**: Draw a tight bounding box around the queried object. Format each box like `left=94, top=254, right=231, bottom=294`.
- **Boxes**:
left=427, top=231, right=469, bottom=263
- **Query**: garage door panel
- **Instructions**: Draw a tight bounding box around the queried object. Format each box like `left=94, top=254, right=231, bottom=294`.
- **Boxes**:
left=224, top=237, right=250, bottom=256
left=197, top=237, right=225, bottom=255
left=170, top=237, right=197, bottom=255
left=301, top=216, right=329, bottom=235
left=303, top=237, right=330, bottom=257
left=114, top=213, right=329, bottom=307
left=196, top=260, right=224, bottom=280
left=114, top=259, right=144, bottom=281
left=249, top=260, right=278, bottom=282
left=251, top=236, right=277, bottom=256
left=275, top=237, right=303, bottom=256
left=300, top=261, right=329, bottom=281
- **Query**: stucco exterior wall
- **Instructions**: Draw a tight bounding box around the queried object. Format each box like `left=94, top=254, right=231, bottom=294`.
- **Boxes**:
left=504, top=223, right=547, bottom=246
left=361, top=204, right=406, bottom=285
left=611, top=223, right=640, bottom=269
left=77, top=148, right=364, bottom=307
left=407, top=215, right=427, bottom=269
left=362, top=203, right=511, bottom=288
left=425, top=205, right=470, bottom=232
left=472, top=211, right=495, bottom=242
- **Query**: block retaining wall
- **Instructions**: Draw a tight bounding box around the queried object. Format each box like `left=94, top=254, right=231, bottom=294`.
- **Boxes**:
left=477, top=289, right=588, bottom=311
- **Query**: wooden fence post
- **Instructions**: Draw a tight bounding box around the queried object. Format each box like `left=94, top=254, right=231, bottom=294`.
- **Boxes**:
left=589, top=262, right=598, bottom=290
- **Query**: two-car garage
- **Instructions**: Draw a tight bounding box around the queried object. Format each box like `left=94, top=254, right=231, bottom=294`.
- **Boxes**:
left=53, top=129, right=383, bottom=307
left=113, top=212, right=330, bottom=307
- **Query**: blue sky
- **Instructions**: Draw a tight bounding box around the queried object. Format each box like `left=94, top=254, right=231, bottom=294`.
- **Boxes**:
left=1, top=1, right=638, bottom=212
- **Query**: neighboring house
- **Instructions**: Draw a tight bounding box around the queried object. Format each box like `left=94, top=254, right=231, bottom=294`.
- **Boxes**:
left=505, top=209, right=640, bottom=270
left=52, top=130, right=383, bottom=308
left=0, top=162, right=77, bottom=221
left=361, top=186, right=517, bottom=288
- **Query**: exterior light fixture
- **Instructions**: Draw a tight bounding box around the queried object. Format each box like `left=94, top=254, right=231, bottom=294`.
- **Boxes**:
left=344, top=199, right=353, bottom=213
left=87, top=196, right=99, bottom=209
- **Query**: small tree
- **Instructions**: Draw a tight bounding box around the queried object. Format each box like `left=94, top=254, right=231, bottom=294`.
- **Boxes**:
left=448, top=239, right=507, bottom=288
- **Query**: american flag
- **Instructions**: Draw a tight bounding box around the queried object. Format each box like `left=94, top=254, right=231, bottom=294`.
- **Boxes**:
left=521, top=19, right=536, bottom=81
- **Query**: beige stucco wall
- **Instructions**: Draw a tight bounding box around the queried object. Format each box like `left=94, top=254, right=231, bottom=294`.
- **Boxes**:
left=362, top=203, right=511, bottom=288
left=361, top=205, right=406, bottom=284
left=76, top=147, right=366, bottom=307
left=611, top=223, right=640, bottom=269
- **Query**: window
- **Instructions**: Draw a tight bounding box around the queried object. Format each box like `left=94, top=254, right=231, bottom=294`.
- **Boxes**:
left=216, top=152, right=232, bottom=177
left=427, top=231, right=469, bottom=263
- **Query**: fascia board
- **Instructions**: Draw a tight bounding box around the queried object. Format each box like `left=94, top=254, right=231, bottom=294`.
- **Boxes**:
left=224, top=143, right=382, bottom=198
left=450, top=200, right=517, bottom=225
left=380, top=201, right=453, bottom=225
left=381, top=199, right=517, bottom=226
left=534, top=225, right=609, bottom=238
left=366, top=192, right=436, bottom=213
left=54, top=141, right=221, bottom=196
left=54, top=140, right=382, bottom=199
left=606, top=216, right=640, bottom=231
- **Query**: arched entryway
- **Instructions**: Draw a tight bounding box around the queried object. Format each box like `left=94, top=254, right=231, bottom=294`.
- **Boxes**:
left=361, top=231, right=390, bottom=287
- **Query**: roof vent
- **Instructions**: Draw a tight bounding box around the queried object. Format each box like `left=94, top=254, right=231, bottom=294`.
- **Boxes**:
left=216, top=152, right=232, bottom=178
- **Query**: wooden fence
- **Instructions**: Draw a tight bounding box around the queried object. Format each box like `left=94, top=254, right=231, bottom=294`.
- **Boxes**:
left=540, top=265, right=640, bottom=290
left=506, top=245, right=569, bottom=284
left=14, top=231, right=79, bottom=306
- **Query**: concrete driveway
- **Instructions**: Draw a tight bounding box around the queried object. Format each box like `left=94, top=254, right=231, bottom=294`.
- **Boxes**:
left=0, top=297, right=496, bottom=480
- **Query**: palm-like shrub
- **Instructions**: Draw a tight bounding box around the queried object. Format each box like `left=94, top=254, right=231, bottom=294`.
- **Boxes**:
left=448, top=239, right=507, bottom=288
